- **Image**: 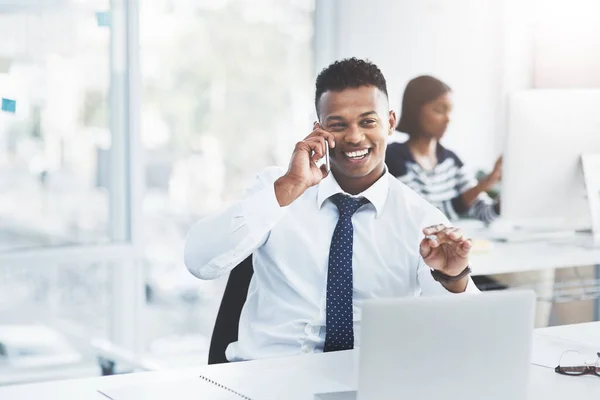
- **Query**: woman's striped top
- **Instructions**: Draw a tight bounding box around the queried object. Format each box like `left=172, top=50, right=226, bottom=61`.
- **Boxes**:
left=385, top=141, right=498, bottom=224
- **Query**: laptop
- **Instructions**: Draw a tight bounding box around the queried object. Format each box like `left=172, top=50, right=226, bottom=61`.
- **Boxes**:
left=317, top=290, right=535, bottom=400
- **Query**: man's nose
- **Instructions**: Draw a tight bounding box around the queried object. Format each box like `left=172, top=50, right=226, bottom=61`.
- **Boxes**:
left=343, top=124, right=364, bottom=144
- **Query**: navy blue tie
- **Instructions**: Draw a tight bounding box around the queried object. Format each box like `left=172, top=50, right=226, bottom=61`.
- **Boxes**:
left=324, top=193, right=369, bottom=352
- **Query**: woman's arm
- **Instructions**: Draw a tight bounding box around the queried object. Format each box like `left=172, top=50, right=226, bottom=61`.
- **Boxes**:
left=460, top=179, right=495, bottom=208
left=460, top=156, right=502, bottom=208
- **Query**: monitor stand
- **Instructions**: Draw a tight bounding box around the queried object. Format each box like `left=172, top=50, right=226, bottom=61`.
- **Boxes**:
left=521, top=154, right=600, bottom=249
left=582, top=153, right=600, bottom=248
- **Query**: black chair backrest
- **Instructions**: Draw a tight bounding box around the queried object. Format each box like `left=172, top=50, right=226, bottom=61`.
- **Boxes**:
left=208, top=255, right=254, bottom=365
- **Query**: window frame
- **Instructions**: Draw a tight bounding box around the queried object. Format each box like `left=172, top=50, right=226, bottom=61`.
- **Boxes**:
left=0, top=0, right=145, bottom=367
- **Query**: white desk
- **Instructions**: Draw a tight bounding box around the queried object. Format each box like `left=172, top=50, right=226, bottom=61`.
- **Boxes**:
left=0, top=322, right=598, bottom=400
left=459, top=220, right=600, bottom=276
left=461, top=220, right=600, bottom=319
left=471, top=238, right=600, bottom=276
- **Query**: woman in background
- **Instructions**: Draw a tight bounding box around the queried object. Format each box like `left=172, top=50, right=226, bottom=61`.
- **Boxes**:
left=385, top=75, right=501, bottom=224
left=387, top=76, right=554, bottom=327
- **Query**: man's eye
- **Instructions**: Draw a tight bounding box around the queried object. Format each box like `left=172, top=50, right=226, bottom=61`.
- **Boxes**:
left=330, top=123, right=345, bottom=128
left=362, top=119, right=377, bottom=125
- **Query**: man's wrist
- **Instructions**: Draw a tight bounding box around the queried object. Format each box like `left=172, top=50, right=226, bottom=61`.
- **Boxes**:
left=431, top=265, right=471, bottom=282
left=274, top=176, right=306, bottom=207
left=431, top=265, right=471, bottom=293
left=441, top=276, right=469, bottom=293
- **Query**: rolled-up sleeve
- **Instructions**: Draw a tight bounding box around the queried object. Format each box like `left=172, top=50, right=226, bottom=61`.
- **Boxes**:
left=184, top=167, right=289, bottom=280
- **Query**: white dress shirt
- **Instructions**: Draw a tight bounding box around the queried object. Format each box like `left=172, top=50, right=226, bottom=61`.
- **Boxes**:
left=184, top=166, right=479, bottom=361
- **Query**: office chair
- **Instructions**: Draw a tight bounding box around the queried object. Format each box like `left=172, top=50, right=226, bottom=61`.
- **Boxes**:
left=208, top=255, right=254, bottom=365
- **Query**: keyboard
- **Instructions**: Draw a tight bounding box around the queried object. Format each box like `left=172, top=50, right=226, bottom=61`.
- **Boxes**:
left=489, top=229, right=577, bottom=243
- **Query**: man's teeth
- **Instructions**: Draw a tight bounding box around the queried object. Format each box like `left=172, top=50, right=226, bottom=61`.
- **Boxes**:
left=345, top=149, right=369, bottom=158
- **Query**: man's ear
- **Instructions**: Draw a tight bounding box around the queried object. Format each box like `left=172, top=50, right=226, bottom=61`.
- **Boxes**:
left=388, top=110, right=397, bottom=136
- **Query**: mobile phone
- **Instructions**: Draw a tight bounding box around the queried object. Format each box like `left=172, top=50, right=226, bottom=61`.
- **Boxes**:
left=324, top=139, right=330, bottom=173
left=318, top=123, right=330, bottom=173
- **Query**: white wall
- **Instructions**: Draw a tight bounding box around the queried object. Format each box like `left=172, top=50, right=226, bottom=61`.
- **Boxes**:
left=315, top=0, right=533, bottom=171
left=533, top=0, right=600, bottom=88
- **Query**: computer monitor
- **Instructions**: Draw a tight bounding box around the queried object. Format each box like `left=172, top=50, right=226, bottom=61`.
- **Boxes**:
left=501, top=89, right=600, bottom=232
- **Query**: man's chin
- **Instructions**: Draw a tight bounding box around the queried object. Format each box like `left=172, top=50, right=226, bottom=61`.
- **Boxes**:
left=333, top=164, right=382, bottom=180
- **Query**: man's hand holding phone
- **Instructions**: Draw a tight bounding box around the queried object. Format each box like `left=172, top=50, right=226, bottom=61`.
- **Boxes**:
left=275, top=123, right=334, bottom=207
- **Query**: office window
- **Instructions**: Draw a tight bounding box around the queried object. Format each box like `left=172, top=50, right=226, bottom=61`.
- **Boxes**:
left=0, top=259, right=112, bottom=384
left=139, top=0, right=315, bottom=365
left=0, top=1, right=112, bottom=251
left=0, top=0, right=128, bottom=384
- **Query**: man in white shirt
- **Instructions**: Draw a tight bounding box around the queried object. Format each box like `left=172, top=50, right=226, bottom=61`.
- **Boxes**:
left=184, top=58, right=478, bottom=362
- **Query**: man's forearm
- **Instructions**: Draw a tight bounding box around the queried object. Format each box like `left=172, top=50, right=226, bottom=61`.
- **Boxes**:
left=185, top=180, right=288, bottom=279
left=274, top=176, right=307, bottom=206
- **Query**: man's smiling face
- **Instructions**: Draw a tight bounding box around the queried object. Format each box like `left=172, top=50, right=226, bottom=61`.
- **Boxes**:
left=318, top=85, right=396, bottom=191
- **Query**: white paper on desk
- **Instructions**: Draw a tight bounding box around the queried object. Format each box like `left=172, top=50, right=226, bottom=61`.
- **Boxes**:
left=202, top=368, right=352, bottom=400
left=98, top=377, right=239, bottom=400
left=98, top=369, right=351, bottom=400
left=531, top=332, right=599, bottom=368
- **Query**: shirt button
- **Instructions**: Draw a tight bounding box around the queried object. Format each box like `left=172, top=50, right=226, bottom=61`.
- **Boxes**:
left=301, top=345, right=311, bottom=353
left=311, top=326, right=319, bottom=335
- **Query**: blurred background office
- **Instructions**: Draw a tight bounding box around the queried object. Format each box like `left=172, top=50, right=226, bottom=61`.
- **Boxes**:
left=1, top=0, right=599, bottom=386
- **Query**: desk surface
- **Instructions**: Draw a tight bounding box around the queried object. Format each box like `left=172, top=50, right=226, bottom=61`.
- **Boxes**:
left=0, top=322, right=598, bottom=400
left=471, top=239, right=600, bottom=275
left=457, top=220, right=600, bottom=275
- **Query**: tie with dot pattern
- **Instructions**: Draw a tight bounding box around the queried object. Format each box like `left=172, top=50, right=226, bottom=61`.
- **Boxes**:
left=323, top=193, right=369, bottom=352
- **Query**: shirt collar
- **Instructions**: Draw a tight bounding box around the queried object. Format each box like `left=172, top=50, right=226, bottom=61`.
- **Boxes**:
left=317, top=166, right=389, bottom=218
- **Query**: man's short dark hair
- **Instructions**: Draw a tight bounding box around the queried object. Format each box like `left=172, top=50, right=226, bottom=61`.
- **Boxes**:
left=315, top=58, right=388, bottom=116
